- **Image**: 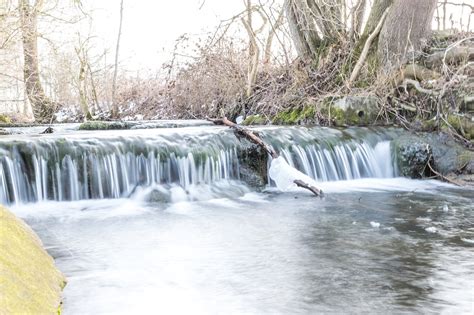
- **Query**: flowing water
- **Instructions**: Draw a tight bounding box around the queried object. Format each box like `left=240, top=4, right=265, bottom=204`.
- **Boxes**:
left=2, top=122, right=473, bottom=314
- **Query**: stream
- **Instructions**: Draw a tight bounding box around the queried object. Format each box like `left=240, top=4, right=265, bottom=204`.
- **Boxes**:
left=1, top=121, right=473, bottom=314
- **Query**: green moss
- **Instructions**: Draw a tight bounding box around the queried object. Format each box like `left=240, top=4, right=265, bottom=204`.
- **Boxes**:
left=272, top=105, right=316, bottom=125
left=79, top=121, right=132, bottom=130
left=0, top=114, right=12, bottom=124
left=320, top=105, right=361, bottom=126
left=242, top=114, right=267, bottom=126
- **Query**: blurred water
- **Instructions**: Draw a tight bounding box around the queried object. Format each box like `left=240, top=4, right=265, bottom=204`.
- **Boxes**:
left=12, top=179, right=474, bottom=315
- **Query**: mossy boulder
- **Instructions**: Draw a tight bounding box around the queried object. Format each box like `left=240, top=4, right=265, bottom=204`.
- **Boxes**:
left=78, top=121, right=132, bottom=130
left=242, top=115, right=268, bottom=126
left=321, top=96, right=379, bottom=126
left=0, top=206, right=66, bottom=314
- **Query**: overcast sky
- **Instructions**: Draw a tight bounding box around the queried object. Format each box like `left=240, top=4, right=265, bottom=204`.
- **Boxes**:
left=83, top=0, right=246, bottom=73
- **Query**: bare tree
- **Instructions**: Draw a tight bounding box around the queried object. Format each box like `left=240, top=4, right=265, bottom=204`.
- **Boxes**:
left=111, top=0, right=124, bottom=118
left=241, top=0, right=267, bottom=98
left=19, top=0, right=57, bottom=123
left=75, top=36, right=92, bottom=121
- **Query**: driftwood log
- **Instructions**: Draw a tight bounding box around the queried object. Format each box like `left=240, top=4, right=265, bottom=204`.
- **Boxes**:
left=208, top=117, right=323, bottom=197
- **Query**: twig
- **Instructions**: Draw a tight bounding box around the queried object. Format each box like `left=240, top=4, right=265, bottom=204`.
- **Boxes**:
left=427, top=160, right=460, bottom=186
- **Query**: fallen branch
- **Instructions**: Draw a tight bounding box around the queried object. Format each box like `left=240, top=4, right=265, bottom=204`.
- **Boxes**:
left=208, top=117, right=323, bottom=197
left=207, top=116, right=278, bottom=158
left=294, top=179, right=323, bottom=196
left=427, top=160, right=461, bottom=186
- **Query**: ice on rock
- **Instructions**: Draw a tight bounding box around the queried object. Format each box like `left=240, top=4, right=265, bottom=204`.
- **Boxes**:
left=425, top=227, right=437, bottom=233
left=268, top=157, right=320, bottom=192
left=370, top=221, right=380, bottom=228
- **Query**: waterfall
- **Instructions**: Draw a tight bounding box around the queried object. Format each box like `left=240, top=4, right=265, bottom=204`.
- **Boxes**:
left=277, top=140, right=394, bottom=182
left=0, top=127, right=399, bottom=205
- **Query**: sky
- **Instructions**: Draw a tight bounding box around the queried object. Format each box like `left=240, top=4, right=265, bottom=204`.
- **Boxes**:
left=85, top=0, right=247, bottom=73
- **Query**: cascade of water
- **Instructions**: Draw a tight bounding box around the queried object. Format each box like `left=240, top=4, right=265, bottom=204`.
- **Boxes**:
left=0, top=142, right=239, bottom=205
left=276, top=140, right=395, bottom=182
left=0, top=127, right=399, bottom=205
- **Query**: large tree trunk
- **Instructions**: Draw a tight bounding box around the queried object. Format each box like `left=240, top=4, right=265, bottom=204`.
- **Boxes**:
left=362, top=0, right=393, bottom=38
left=353, top=0, right=393, bottom=54
left=19, top=0, right=56, bottom=123
left=377, top=0, right=437, bottom=74
left=284, top=0, right=322, bottom=59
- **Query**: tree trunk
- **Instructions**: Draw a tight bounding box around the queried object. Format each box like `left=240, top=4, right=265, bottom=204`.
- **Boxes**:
left=111, top=0, right=124, bottom=118
left=284, top=0, right=322, bottom=59
left=362, top=0, right=393, bottom=37
left=76, top=47, right=92, bottom=121
left=19, top=0, right=56, bottom=123
left=377, top=0, right=437, bottom=74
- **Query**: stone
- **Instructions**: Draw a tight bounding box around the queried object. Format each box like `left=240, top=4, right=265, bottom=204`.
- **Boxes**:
left=0, top=206, right=66, bottom=314
left=238, top=144, right=268, bottom=187
left=329, top=96, right=379, bottom=126
left=393, top=132, right=474, bottom=178
left=0, top=128, right=10, bottom=135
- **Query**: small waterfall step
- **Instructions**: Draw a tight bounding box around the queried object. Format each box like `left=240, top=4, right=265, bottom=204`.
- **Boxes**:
left=0, top=126, right=401, bottom=205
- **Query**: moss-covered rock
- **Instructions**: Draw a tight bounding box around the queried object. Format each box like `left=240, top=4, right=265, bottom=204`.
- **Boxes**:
left=0, top=206, right=66, bottom=314
left=0, top=114, right=12, bottom=124
left=322, top=96, right=379, bottom=127
left=78, top=121, right=132, bottom=130
left=242, top=115, right=268, bottom=126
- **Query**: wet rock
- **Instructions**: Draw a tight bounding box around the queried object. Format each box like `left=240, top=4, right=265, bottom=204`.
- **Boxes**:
left=0, top=128, right=10, bottom=135
left=238, top=144, right=268, bottom=187
left=393, top=132, right=474, bottom=179
left=393, top=136, right=432, bottom=178
left=146, top=189, right=171, bottom=203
